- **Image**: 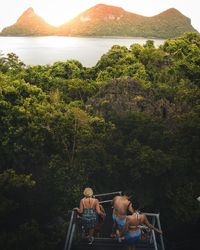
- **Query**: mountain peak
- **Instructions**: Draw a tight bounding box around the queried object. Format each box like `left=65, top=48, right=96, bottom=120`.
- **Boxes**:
left=165, top=8, right=181, bottom=13
left=21, top=7, right=35, bottom=17
left=76, top=3, right=126, bottom=22
left=158, top=8, right=184, bottom=17
left=90, top=3, right=125, bottom=12
left=17, top=7, right=36, bottom=23
left=25, top=7, right=35, bottom=13
left=93, top=3, right=124, bottom=10
left=1, top=6, right=56, bottom=36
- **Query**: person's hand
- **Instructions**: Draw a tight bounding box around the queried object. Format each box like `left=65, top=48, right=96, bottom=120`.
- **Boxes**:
left=156, top=229, right=162, bottom=234
left=110, top=233, right=116, bottom=238
left=102, top=213, right=106, bottom=218
left=73, top=207, right=79, bottom=212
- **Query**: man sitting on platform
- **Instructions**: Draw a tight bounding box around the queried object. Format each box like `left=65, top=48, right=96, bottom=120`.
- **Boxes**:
left=111, top=191, right=134, bottom=241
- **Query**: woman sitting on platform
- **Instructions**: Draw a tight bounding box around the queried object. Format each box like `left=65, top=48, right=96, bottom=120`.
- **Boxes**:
left=121, top=212, right=162, bottom=250
left=73, top=187, right=105, bottom=245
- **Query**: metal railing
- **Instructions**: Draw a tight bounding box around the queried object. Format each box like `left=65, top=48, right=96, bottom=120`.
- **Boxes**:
left=94, top=191, right=122, bottom=198
left=63, top=191, right=165, bottom=250
left=95, top=190, right=122, bottom=205
left=64, top=211, right=76, bottom=250
left=144, top=212, right=165, bottom=250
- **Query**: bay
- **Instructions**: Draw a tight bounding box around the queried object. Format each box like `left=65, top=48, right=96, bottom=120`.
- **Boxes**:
left=0, top=36, right=165, bottom=67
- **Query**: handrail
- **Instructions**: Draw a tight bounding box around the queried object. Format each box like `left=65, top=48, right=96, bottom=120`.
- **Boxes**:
left=68, top=223, right=76, bottom=250
left=156, top=214, right=165, bottom=250
left=64, top=210, right=76, bottom=250
left=94, top=191, right=122, bottom=198
left=144, top=212, right=165, bottom=250
left=99, top=199, right=112, bottom=204
left=152, top=230, right=158, bottom=250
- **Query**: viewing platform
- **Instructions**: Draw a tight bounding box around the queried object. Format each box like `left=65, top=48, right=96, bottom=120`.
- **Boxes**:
left=64, top=191, right=165, bottom=250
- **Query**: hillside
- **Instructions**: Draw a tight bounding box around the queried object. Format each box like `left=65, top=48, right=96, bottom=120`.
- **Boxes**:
left=0, top=7, right=56, bottom=36
left=58, top=4, right=197, bottom=38
left=58, top=4, right=145, bottom=36
left=0, top=4, right=198, bottom=38
left=87, top=78, right=185, bottom=119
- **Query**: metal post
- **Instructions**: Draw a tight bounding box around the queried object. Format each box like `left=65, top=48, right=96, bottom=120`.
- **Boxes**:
left=152, top=216, right=156, bottom=226
left=152, top=230, right=158, bottom=250
left=156, top=214, right=165, bottom=250
left=67, top=223, right=76, bottom=250
left=144, top=212, right=165, bottom=250
left=64, top=211, right=75, bottom=250
left=148, top=214, right=156, bottom=244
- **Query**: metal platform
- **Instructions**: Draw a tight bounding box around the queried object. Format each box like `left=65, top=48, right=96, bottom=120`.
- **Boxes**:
left=64, top=191, right=165, bottom=250
left=72, top=237, right=157, bottom=250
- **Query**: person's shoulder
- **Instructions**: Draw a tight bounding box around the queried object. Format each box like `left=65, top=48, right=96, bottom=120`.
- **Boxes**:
left=126, top=215, right=132, bottom=221
left=112, top=196, right=117, bottom=202
left=112, top=196, right=120, bottom=204
left=113, top=195, right=121, bottom=200
left=94, top=197, right=99, bottom=203
left=138, top=213, right=145, bottom=220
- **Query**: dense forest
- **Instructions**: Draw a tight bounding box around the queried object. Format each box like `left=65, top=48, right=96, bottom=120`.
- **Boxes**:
left=0, top=32, right=200, bottom=250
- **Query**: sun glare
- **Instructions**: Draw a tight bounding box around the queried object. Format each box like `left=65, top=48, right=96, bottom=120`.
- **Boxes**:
left=39, top=5, right=81, bottom=26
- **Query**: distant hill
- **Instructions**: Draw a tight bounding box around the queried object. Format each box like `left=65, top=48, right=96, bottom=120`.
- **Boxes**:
left=0, top=7, right=56, bottom=36
left=0, top=4, right=198, bottom=38
left=58, top=4, right=144, bottom=36
left=58, top=4, right=197, bottom=38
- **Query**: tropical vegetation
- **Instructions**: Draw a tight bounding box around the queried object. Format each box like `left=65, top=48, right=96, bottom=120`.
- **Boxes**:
left=0, top=32, right=200, bottom=249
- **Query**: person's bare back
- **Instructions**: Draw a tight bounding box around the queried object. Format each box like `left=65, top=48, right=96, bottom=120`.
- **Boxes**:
left=113, top=196, right=133, bottom=218
left=112, top=195, right=134, bottom=217
left=111, top=192, right=134, bottom=238
left=125, top=213, right=162, bottom=234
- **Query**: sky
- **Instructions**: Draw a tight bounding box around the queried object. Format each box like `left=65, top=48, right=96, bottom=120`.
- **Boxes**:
left=0, top=0, right=199, bottom=32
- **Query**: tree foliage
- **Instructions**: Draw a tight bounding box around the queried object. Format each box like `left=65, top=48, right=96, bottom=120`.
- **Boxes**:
left=0, top=32, right=200, bottom=249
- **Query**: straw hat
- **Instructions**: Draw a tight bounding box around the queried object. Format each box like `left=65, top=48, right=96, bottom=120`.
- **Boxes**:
left=83, top=187, right=93, bottom=197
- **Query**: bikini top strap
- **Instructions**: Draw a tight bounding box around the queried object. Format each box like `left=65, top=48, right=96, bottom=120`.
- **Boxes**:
left=136, top=213, right=140, bottom=226
left=90, top=198, right=96, bottom=208
left=82, top=197, right=95, bottom=208
left=82, top=198, right=86, bottom=208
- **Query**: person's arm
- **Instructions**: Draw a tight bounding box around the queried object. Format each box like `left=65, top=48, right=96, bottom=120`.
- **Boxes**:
left=95, top=199, right=105, bottom=217
left=127, top=201, right=135, bottom=214
left=120, top=217, right=129, bottom=236
left=73, top=199, right=84, bottom=214
left=100, top=205, right=106, bottom=215
left=142, top=214, right=162, bottom=234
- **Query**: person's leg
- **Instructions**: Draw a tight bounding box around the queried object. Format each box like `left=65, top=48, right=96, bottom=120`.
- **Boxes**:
left=88, top=229, right=95, bottom=244
left=116, top=229, right=122, bottom=242
left=116, top=229, right=120, bottom=237
left=94, top=228, right=100, bottom=237
left=111, top=220, right=117, bottom=237
left=89, top=228, right=94, bottom=237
